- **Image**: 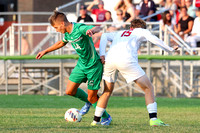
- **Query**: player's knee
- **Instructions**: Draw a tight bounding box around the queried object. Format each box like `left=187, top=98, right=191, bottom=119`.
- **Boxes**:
left=65, top=89, right=75, bottom=96
left=87, top=96, right=98, bottom=104
left=143, top=85, right=154, bottom=92
left=103, top=91, right=112, bottom=98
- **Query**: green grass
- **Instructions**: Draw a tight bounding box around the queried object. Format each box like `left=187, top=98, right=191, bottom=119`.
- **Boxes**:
left=0, top=95, right=200, bottom=133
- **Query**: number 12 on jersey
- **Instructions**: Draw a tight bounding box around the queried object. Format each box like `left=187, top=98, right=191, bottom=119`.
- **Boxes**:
left=121, top=30, right=132, bottom=37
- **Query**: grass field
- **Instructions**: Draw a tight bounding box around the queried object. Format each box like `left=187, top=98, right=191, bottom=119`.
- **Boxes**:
left=0, top=95, right=199, bottom=133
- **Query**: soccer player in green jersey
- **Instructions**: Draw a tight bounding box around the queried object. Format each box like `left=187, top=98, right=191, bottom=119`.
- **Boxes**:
left=36, top=10, right=111, bottom=125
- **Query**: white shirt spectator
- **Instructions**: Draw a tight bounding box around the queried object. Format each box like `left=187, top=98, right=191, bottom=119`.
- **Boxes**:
left=191, top=17, right=200, bottom=35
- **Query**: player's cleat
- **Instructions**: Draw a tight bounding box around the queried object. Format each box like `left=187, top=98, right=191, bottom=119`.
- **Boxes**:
left=150, top=118, right=169, bottom=126
left=101, top=114, right=112, bottom=125
left=79, top=102, right=91, bottom=116
left=91, top=121, right=101, bottom=126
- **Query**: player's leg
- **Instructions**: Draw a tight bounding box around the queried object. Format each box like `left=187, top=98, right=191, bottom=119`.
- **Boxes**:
left=135, top=75, right=168, bottom=126
left=91, top=81, right=114, bottom=126
left=91, top=80, right=114, bottom=125
left=91, top=62, right=117, bottom=125
left=134, top=75, right=155, bottom=105
left=66, top=65, right=92, bottom=115
left=97, top=80, right=115, bottom=108
left=65, top=80, right=89, bottom=103
left=87, top=61, right=111, bottom=125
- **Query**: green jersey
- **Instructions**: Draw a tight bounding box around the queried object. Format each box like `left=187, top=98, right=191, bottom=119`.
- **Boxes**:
left=62, top=23, right=100, bottom=69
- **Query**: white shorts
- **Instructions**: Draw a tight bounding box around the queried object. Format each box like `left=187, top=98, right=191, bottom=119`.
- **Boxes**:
left=103, top=61, right=145, bottom=83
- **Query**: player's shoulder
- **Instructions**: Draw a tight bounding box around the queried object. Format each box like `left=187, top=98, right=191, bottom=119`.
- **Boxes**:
left=133, top=28, right=145, bottom=32
left=132, top=28, right=148, bottom=34
left=74, top=22, right=84, bottom=27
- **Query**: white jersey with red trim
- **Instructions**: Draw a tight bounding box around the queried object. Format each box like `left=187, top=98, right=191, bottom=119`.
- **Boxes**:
left=99, top=28, right=174, bottom=63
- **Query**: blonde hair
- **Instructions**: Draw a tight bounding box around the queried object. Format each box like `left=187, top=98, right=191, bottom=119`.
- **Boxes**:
left=48, top=10, right=68, bottom=26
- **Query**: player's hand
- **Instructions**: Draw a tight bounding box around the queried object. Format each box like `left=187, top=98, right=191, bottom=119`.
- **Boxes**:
left=86, top=29, right=94, bottom=37
left=100, top=56, right=105, bottom=64
left=36, top=50, right=47, bottom=59
left=173, top=45, right=178, bottom=51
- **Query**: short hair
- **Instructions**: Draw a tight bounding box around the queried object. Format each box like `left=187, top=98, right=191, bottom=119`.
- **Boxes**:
left=130, top=19, right=146, bottom=29
left=48, top=10, right=68, bottom=26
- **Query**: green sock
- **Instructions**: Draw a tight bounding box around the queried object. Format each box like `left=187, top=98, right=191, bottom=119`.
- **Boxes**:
left=72, top=88, right=90, bottom=103
left=92, top=101, right=109, bottom=118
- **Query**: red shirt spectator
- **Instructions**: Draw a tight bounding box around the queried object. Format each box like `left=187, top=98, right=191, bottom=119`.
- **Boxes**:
left=91, top=8, right=107, bottom=22
left=87, top=0, right=107, bottom=22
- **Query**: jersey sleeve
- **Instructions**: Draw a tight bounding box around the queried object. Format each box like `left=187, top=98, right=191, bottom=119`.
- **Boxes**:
left=78, top=23, right=95, bottom=35
left=62, top=35, right=68, bottom=43
left=99, top=32, right=116, bottom=56
left=140, top=29, right=174, bottom=52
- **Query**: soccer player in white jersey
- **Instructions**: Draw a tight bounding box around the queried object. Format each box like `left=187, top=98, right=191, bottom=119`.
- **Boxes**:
left=91, top=19, right=178, bottom=126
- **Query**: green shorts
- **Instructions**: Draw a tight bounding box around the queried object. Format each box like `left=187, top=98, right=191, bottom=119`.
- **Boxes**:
left=69, top=60, right=103, bottom=90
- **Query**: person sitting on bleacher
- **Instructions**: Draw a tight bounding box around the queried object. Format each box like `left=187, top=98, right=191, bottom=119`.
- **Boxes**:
left=185, top=0, right=197, bottom=18
left=114, top=0, right=136, bottom=23
left=186, top=7, right=200, bottom=48
left=77, top=5, right=94, bottom=23
left=138, top=0, right=157, bottom=21
left=107, top=9, right=125, bottom=32
left=175, top=6, right=194, bottom=40
left=164, top=0, right=178, bottom=25
left=87, top=0, right=107, bottom=22
left=160, top=10, right=176, bottom=32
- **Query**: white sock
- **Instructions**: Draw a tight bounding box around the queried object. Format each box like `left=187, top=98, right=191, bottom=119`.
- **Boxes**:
left=147, top=102, right=157, bottom=120
left=95, top=106, right=105, bottom=117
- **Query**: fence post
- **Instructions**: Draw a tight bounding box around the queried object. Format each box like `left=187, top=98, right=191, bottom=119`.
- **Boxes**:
left=9, top=25, right=15, bottom=55
left=190, top=61, right=193, bottom=93
left=59, top=60, right=64, bottom=96
left=18, top=26, right=22, bottom=95
left=18, top=13, right=21, bottom=23
left=180, top=46, right=184, bottom=95
left=3, top=35, right=8, bottom=95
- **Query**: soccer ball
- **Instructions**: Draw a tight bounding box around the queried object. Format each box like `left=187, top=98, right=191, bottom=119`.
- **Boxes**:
left=64, top=108, right=82, bottom=122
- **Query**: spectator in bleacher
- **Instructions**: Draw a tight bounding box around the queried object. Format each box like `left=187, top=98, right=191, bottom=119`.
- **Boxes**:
left=159, top=0, right=165, bottom=7
left=87, top=0, right=107, bottom=22
left=186, top=7, right=200, bottom=48
left=174, top=0, right=185, bottom=8
left=105, top=11, right=113, bottom=22
left=107, top=9, right=125, bottom=32
left=160, top=11, right=176, bottom=32
left=165, top=0, right=178, bottom=11
left=185, top=0, right=196, bottom=18
left=114, top=0, right=136, bottom=23
left=164, top=0, right=178, bottom=25
left=77, top=5, right=93, bottom=23
left=175, top=6, right=194, bottom=40
left=138, top=0, right=157, bottom=21
left=104, top=11, right=113, bottom=29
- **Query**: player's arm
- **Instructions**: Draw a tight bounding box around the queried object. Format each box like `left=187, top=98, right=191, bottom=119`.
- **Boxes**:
left=36, top=40, right=67, bottom=59
left=141, top=29, right=177, bottom=52
left=99, top=32, right=115, bottom=64
left=78, top=23, right=101, bottom=37
left=86, top=26, right=101, bottom=37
